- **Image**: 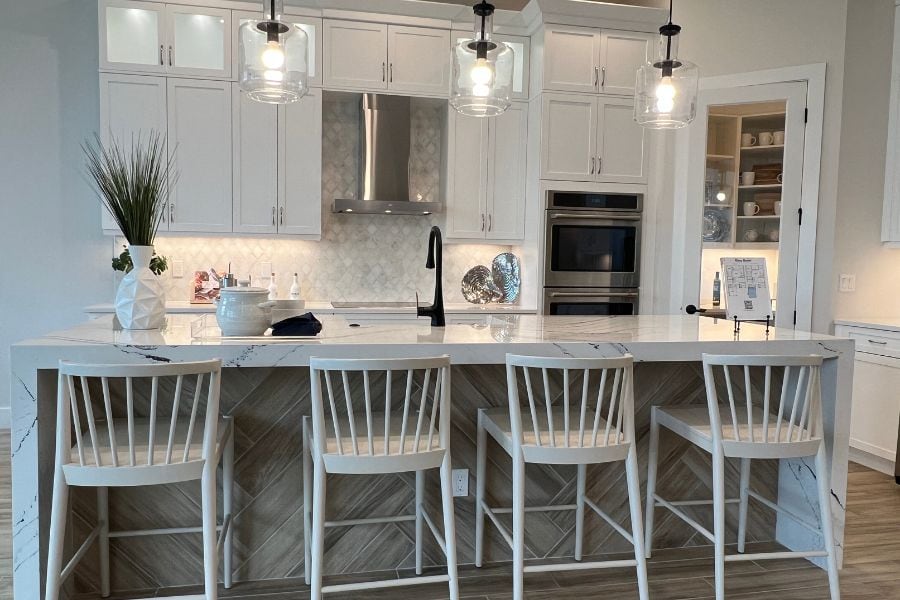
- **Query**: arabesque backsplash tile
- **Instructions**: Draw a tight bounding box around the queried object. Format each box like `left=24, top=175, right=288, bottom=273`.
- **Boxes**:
left=110, top=94, right=520, bottom=304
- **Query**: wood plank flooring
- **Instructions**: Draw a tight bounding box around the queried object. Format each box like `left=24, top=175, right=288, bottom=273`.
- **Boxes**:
left=2, top=432, right=899, bottom=600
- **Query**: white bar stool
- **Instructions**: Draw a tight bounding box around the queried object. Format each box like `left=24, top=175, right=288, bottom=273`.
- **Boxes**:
left=45, top=359, right=234, bottom=600
left=474, top=354, right=649, bottom=600
left=302, top=356, right=458, bottom=600
left=644, top=353, right=840, bottom=600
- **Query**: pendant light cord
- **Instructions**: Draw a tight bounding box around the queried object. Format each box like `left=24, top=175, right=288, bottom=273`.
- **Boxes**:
left=665, top=0, right=674, bottom=63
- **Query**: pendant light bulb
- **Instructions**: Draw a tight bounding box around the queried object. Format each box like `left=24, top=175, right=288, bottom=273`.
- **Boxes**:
left=655, top=76, right=676, bottom=113
left=470, top=58, right=494, bottom=86
left=261, top=40, right=285, bottom=69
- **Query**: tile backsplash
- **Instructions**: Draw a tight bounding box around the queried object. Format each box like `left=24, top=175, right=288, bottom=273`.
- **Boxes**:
left=112, top=93, right=520, bottom=305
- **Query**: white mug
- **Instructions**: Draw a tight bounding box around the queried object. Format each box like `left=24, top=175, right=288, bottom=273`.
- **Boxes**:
left=774, top=201, right=782, bottom=216
left=741, top=133, right=757, bottom=147
left=741, top=172, right=756, bottom=185
left=773, top=130, right=785, bottom=145
left=758, top=132, right=774, bottom=146
left=743, top=201, right=760, bottom=216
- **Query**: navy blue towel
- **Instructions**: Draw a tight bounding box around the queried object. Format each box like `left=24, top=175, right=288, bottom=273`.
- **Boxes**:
left=271, top=313, right=323, bottom=337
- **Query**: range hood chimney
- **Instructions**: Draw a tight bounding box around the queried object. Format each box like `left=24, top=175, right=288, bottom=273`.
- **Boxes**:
left=333, top=93, right=442, bottom=216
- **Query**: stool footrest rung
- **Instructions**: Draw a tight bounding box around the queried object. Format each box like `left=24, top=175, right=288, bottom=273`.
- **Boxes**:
left=322, top=574, right=450, bottom=594
left=725, top=550, right=828, bottom=562
left=652, top=494, right=715, bottom=543
left=325, top=515, right=416, bottom=528
left=525, top=558, right=639, bottom=573
left=60, top=525, right=101, bottom=581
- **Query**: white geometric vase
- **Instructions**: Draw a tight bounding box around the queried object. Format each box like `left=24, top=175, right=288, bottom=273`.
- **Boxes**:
left=115, top=245, right=166, bottom=330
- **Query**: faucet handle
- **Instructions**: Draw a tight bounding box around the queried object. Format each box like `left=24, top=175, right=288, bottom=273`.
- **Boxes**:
left=415, top=291, right=419, bottom=307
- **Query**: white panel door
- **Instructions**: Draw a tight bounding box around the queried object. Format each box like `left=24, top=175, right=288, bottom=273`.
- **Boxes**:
left=99, top=0, right=165, bottom=73
left=850, top=353, right=900, bottom=463
left=487, top=103, right=527, bottom=241
left=542, top=26, right=600, bottom=93
left=540, top=93, right=597, bottom=181
left=280, top=90, right=322, bottom=236
left=387, top=26, right=450, bottom=96
left=166, top=79, right=232, bottom=232
left=598, top=31, right=651, bottom=96
left=233, top=85, right=278, bottom=234
left=446, top=109, right=488, bottom=239
left=165, top=5, right=231, bottom=78
left=596, top=97, right=646, bottom=183
left=323, top=20, right=388, bottom=90
left=99, top=73, right=168, bottom=232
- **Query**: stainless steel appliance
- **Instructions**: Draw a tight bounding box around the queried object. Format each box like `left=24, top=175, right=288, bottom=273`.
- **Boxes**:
left=543, top=190, right=643, bottom=315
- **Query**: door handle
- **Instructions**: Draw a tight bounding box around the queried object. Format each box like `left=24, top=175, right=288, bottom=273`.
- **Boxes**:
left=279, top=206, right=285, bottom=226
left=168, top=45, right=173, bottom=66
left=597, top=156, right=602, bottom=173
left=590, top=157, right=595, bottom=174
left=161, top=202, right=167, bottom=223
left=488, top=214, right=492, bottom=232
left=868, top=339, right=889, bottom=345
left=159, top=45, right=165, bottom=66
left=481, top=213, right=485, bottom=231
left=593, top=66, right=599, bottom=88
left=600, top=66, right=606, bottom=88
left=389, top=62, right=393, bottom=83
left=382, top=62, right=386, bottom=82
left=169, top=202, right=175, bottom=223
left=272, top=206, right=276, bottom=226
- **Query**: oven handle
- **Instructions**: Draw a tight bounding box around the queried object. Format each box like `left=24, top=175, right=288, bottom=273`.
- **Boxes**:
left=548, top=291, right=639, bottom=298
left=549, top=213, right=641, bottom=221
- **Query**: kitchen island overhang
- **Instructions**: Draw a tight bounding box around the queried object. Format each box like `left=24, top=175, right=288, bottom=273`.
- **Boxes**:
left=10, top=314, right=854, bottom=599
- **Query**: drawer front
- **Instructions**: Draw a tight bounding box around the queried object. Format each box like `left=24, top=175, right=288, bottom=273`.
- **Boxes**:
left=845, top=327, right=900, bottom=354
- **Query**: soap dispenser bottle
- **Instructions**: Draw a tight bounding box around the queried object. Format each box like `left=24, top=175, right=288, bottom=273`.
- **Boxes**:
left=712, top=271, right=721, bottom=307
left=267, top=273, right=278, bottom=301
left=289, top=273, right=301, bottom=300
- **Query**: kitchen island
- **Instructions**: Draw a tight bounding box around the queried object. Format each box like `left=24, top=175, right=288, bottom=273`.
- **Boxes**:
left=10, top=314, right=854, bottom=599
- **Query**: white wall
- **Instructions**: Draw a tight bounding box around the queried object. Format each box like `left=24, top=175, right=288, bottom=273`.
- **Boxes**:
left=0, top=0, right=109, bottom=426
left=672, top=0, right=849, bottom=332
left=832, top=0, right=900, bottom=320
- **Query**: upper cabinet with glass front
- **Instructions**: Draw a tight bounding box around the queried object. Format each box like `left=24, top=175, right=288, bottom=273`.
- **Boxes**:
left=451, top=31, right=529, bottom=100
left=99, top=0, right=232, bottom=78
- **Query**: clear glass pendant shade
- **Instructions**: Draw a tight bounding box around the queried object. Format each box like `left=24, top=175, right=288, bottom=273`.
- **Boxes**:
left=239, top=0, right=308, bottom=104
left=450, top=5, right=514, bottom=117
left=634, top=29, right=699, bottom=129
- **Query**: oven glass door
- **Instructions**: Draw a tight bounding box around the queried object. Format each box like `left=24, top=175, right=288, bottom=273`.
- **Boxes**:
left=544, top=289, right=639, bottom=316
left=545, top=212, right=641, bottom=288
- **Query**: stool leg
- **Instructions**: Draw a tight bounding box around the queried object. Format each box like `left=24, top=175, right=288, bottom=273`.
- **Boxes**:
left=574, top=464, right=586, bottom=562
left=475, top=409, right=487, bottom=568
left=45, top=470, right=69, bottom=600
left=643, top=409, right=661, bottom=559
left=97, top=486, right=110, bottom=597
left=302, top=418, right=313, bottom=586
left=512, top=449, right=525, bottom=600
left=415, top=470, right=424, bottom=575
left=201, top=463, right=219, bottom=600
left=223, top=423, right=234, bottom=588
left=310, top=459, right=327, bottom=600
left=815, top=445, right=841, bottom=600
left=625, top=445, right=649, bottom=600
left=712, top=448, right=726, bottom=600
left=737, top=457, right=751, bottom=553
left=439, top=451, right=459, bottom=600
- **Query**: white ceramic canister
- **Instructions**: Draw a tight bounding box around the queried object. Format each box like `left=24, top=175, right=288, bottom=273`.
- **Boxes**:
left=215, top=285, right=277, bottom=336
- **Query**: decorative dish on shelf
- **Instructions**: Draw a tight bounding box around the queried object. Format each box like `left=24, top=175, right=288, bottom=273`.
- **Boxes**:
left=702, top=207, right=731, bottom=243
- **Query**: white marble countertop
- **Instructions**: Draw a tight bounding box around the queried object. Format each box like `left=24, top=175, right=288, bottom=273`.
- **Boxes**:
left=834, top=317, right=900, bottom=334
left=84, top=301, right=537, bottom=315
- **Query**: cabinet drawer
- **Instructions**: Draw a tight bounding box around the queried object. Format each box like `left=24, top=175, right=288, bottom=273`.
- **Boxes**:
left=845, top=328, right=900, bottom=353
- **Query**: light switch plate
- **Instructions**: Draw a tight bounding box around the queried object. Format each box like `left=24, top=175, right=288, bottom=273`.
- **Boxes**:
left=839, top=274, right=856, bottom=292
left=452, top=469, right=469, bottom=497
left=172, top=260, right=184, bottom=279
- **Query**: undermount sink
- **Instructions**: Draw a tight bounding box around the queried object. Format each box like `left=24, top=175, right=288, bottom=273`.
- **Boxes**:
left=331, top=301, right=417, bottom=308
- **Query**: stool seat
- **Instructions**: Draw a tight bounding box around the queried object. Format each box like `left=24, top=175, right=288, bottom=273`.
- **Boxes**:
left=321, top=414, right=444, bottom=474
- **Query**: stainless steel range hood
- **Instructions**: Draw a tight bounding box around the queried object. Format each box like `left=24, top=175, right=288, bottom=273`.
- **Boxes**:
left=333, top=93, right=442, bottom=216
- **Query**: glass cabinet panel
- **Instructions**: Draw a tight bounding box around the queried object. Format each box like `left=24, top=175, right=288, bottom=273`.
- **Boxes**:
left=104, top=2, right=163, bottom=68
left=169, top=8, right=228, bottom=72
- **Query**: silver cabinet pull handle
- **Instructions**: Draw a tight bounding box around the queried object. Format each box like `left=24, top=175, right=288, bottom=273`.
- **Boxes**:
left=597, top=156, right=602, bottom=173
left=549, top=291, right=639, bottom=298
left=389, top=63, right=393, bottom=83
left=161, top=202, right=167, bottom=223
left=279, top=206, right=285, bottom=226
left=159, top=45, right=165, bottom=66
left=488, top=214, right=492, bottom=232
left=868, top=339, right=889, bottom=345
left=272, top=206, right=276, bottom=226
left=481, top=214, right=485, bottom=231
left=549, top=212, right=641, bottom=221
left=168, top=45, right=173, bottom=66
left=169, top=202, right=175, bottom=223
left=601, top=66, right=606, bottom=88
left=593, top=66, right=599, bottom=88
left=590, top=157, right=595, bottom=174
left=382, top=62, right=386, bottom=82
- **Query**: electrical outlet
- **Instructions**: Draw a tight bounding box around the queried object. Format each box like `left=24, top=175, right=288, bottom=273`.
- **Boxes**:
left=172, top=260, right=184, bottom=279
left=839, top=274, right=856, bottom=293
left=452, top=469, right=469, bottom=497
left=260, top=261, right=273, bottom=279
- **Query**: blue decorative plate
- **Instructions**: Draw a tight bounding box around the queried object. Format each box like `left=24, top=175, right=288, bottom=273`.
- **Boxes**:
left=491, top=253, right=521, bottom=303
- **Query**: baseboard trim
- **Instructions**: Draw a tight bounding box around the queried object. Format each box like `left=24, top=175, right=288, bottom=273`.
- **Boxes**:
left=849, top=445, right=896, bottom=476
left=0, top=406, right=9, bottom=430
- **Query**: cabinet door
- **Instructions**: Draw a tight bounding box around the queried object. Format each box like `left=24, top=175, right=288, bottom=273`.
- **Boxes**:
left=279, top=90, right=322, bottom=236
left=233, top=85, right=278, bottom=234
left=851, top=353, right=900, bottom=463
left=99, top=0, right=166, bottom=73
left=487, top=103, right=527, bottom=240
left=167, top=79, right=232, bottom=232
left=596, top=97, right=646, bottom=183
left=233, top=13, right=322, bottom=88
left=598, top=31, right=651, bottom=96
left=323, top=20, right=388, bottom=90
left=446, top=109, right=488, bottom=239
left=165, top=5, right=231, bottom=78
left=542, top=26, right=600, bottom=93
left=99, top=73, right=168, bottom=232
left=387, top=26, right=450, bottom=96
left=540, top=93, right=597, bottom=181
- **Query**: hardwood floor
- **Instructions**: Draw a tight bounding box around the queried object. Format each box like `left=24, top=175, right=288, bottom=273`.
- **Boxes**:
left=1, top=431, right=898, bottom=600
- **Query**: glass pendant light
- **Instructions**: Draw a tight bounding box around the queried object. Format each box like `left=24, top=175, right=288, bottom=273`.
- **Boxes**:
left=239, top=0, right=308, bottom=104
left=450, top=1, right=514, bottom=118
left=634, top=0, right=699, bottom=129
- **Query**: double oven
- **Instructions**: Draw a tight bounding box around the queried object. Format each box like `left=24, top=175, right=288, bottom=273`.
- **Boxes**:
left=543, top=190, right=642, bottom=316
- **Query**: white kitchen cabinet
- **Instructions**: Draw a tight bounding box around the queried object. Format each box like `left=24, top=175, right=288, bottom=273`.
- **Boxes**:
left=99, top=73, right=168, bottom=232
left=541, top=25, right=651, bottom=96
left=446, top=103, right=527, bottom=241
left=323, top=20, right=388, bottom=90
left=883, top=3, right=900, bottom=243
left=166, top=78, right=232, bottom=233
left=99, top=0, right=231, bottom=78
left=233, top=85, right=278, bottom=234
left=324, top=20, right=450, bottom=96
left=540, top=93, right=646, bottom=184
left=234, top=12, right=322, bottom=88
left=279, top=89, right=322, bottom=237
left=452, top=31, right=529, bottom=100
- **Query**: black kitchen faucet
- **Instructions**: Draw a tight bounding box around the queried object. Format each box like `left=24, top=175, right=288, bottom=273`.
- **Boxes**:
left=417, top=226, right=445, bottom=327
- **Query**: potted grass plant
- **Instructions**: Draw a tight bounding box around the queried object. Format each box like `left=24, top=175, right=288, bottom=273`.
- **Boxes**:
left=84, top=131, right=174, bottom=330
